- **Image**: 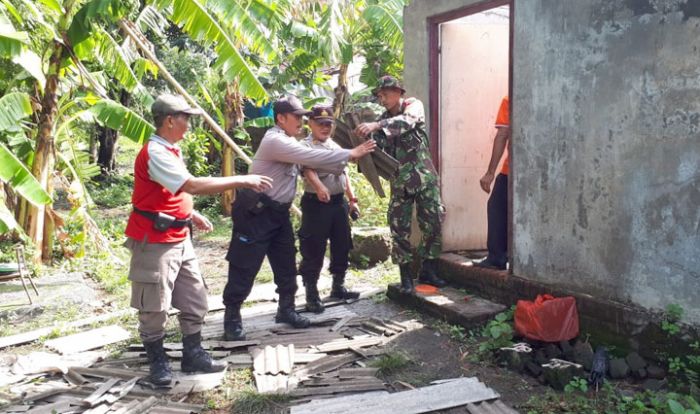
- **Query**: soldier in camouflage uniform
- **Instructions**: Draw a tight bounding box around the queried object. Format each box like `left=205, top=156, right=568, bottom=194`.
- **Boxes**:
left=355, top=75, right=447, bottom=293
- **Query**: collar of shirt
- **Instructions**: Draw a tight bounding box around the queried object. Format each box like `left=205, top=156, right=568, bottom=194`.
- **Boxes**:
left=307, top=134, right=332, bottom=147
left=150, top=134, right=181, bottom=156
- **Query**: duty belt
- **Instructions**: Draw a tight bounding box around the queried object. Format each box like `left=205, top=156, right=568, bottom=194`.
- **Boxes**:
left=302, top=192, right=345, bottom=204
left=133, top=207, right=192, bottom=228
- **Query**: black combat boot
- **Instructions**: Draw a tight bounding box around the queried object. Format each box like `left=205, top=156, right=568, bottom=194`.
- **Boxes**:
left=399, top=264, right=415, bottom=294
left=304, top=281, right=325, bottom=314
left=223, top=305, right=246, bottom=341
left=275, top=294, right=311, bottom=328
left=330, top=273, right=360, bottom=300
left=417, top=258, right=447, bottom=288
left=181, top=332, right=227, bottom=373
left=143, top=337, right=172, bottom=386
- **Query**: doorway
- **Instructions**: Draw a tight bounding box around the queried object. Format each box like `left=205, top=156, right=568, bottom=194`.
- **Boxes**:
left=429, top=1, right=512, bottom=255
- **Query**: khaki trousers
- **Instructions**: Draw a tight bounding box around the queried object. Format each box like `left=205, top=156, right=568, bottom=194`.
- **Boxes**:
left=125, top=237, right=208, bottom=343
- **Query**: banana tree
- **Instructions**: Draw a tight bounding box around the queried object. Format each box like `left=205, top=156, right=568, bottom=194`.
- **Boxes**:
left=0, top=0, right=156, bottom=261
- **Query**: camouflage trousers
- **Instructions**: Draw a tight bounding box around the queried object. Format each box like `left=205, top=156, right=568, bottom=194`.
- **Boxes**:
left=388, top=182, right=444, bottom=265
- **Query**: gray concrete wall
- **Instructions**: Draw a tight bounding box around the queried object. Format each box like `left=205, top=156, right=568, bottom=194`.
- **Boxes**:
left=513, top=0, right=700, bottom=323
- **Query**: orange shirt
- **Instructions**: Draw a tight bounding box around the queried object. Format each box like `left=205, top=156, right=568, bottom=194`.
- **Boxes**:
left=495, top=96, right=510, bottom=175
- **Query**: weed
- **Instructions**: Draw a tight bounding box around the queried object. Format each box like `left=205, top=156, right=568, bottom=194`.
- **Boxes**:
left=564, top=377, right=589, bottom=394
left=230, top=389, right=290, bottom=414
left=371, top=351, right=412, bottom=377
left=478, top=306, right=515, bottom=355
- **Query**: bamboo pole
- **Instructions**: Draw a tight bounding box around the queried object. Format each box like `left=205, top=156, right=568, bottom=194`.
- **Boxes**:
left=118, top=20, right=251, bottom=163
left=118, top=19, right=302, bottom=216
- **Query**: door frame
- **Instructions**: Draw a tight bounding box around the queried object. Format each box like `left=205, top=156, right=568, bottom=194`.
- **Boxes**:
left=427, top=0, right=514, bottom=266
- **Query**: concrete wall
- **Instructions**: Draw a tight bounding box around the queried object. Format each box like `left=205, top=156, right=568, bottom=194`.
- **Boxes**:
left=405, top=0, right=700, bottom=324
left=513, top=0, right=700, bottom=323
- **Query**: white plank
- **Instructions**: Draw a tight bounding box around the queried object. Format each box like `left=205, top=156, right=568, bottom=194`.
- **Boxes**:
left=290, top=377, right=499, bottom=414
left=45, top=326, right=131, bottom=355
left=0, top=310, right=134, bottom=349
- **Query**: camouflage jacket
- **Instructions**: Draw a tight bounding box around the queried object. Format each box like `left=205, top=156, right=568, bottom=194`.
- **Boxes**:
left=373, top=97, right=438, bottom=192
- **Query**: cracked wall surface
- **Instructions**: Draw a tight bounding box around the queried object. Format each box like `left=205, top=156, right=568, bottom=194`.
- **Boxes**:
left=513, top=0, right=700, bottom=323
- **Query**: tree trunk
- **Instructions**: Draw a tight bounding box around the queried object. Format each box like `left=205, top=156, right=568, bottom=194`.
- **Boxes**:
left=26, top=42, right=63, bottom=263
left=221, top=83, right=243, bottom=216
left=97, top=126, right=118, bottom=173
left=333, top=63, right=349, bottom=118
left=97, top=90, right=131, bottom=175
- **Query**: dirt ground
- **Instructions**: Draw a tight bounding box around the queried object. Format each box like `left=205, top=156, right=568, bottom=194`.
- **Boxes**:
left=0, top=227, right=542, bottom=412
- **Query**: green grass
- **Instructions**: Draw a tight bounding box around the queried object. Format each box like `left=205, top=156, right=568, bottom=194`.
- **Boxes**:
left=230, top=390, right=291, bottom=414
left=370, top=350, right=413, bottom=377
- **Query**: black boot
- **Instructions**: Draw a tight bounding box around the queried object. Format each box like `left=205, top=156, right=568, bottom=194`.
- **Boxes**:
left=223, top=305, right=246, bottom=341
left=417, top=259, right=447, bottom=288
left=399, top=264, right=415, bottom=294
left=304, top=281, right=325, bottom=314
left=143, top=338, right=172, bottom=386
left=275, top=294, right=311, bottom=328
left=330, top=273, right=360, bottom=300
left=181, top=332, right=227, bottom=373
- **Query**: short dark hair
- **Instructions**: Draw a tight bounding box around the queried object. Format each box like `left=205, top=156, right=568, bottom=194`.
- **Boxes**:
left=154, top=114, right=168, bottom=129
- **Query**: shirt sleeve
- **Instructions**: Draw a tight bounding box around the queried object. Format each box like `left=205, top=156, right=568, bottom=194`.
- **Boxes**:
left=495, top=97, right=510, bottom=128
left=378, top=98, right=425, bottom=137
left=261, top=134, right=350, bottom=175
left=147, top=143, right=193, bottom=195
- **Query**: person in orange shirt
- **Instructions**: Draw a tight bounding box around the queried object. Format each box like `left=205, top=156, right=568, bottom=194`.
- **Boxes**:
left=474, top=96, right=510, bottom=270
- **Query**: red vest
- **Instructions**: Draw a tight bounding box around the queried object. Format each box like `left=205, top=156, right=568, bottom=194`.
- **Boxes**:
left=124, top=140, right=193, bottom=243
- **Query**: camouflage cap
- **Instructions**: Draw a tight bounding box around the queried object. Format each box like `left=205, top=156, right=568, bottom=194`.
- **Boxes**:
left=309, top=105, right=334, bottom=124
left=372, top=75, right=406, bottom=96
left=152, top=94, right=202, bottom=117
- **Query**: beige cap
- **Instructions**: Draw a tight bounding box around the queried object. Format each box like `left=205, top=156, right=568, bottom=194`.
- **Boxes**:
left=151, top=94, right=203, bottom=117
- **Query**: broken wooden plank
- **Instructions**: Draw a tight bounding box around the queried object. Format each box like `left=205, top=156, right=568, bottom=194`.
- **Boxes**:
left=314, top=335, right=384, bottom=353
left=292, top=353, right=360, bottom=380
left=289, top=381, right=386, bottom=397
left=290, top=377, right=499, bottom=414
left=81, top=377, right=120, bottom=407
left=330, top=316, right=354, bottom=332
left=71, top=366, right=143, bottom=381
left=294, top=352, right=327, bottom=364
left=0, top=309, right=133, bottom=350
left=44, top=325, right=131, bottom=355
left=64, top=369, right=89, bottom=386
left=83, top=404, right=111, bottom=414
left=338, top=368, right=379, bottom=378
left=103, top=377, right=138, bottom=405
left=25, top=401, right=72, bottom=414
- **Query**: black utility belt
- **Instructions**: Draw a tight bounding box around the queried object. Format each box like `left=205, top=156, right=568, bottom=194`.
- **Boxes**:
left=134, top=207, right=191, bottom=231
left=302, top=192, right=345, bottom=204
left=238, top=189, right=291, bottom=213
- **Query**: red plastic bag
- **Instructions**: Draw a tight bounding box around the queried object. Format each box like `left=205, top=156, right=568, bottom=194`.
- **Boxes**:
left=514, top=294, right=579, bottom=342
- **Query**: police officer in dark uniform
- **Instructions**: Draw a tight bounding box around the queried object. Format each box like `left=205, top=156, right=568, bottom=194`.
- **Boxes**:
left=222, top=96, right=375, bottom=340
left=298, top=105, right=361, bottom=313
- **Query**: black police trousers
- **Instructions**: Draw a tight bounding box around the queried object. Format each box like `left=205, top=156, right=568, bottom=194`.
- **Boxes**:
left=486, top=173, right=508, bottom=266
left=298, top=193, right=352, bottom=284
left=223, top=190, right=297, bottom=307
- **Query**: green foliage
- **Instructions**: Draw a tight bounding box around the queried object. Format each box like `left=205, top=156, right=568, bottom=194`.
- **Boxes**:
left=371, top=351, right=412, bottom=377
left=86, top=175, right=133, bottom=208
left=524, top=385, right=700, bottom=414
left=230, top=389, right=290, bottom=414
left=478, top=306, right=515, bottom=354
left=564, top=377, right=589, bottom=394
left=660, top=304, right=700, bottom=390
left=347, top=167, right=388, bottom=227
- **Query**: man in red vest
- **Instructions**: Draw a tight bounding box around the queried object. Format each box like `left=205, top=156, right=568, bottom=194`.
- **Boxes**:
left=124, top=94, right=273, bottom=386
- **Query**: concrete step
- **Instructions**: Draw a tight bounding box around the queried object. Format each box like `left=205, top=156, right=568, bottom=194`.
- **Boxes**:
left=386, top=284, right=507, bottom=329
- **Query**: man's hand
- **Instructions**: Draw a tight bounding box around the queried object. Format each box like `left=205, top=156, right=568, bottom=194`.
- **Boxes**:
left=354, top=122, right=381, bottom=137
left=192, top=211, right=213, bottom=232
left=349, top=139, right=376, bottom=160
left=316, top=184, right=331, bottom=203
left=349, top=200, right=360, bottom=218
left=241, top=175, right=273, bottom=192
left=479, top=172, right=495, bottom=194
